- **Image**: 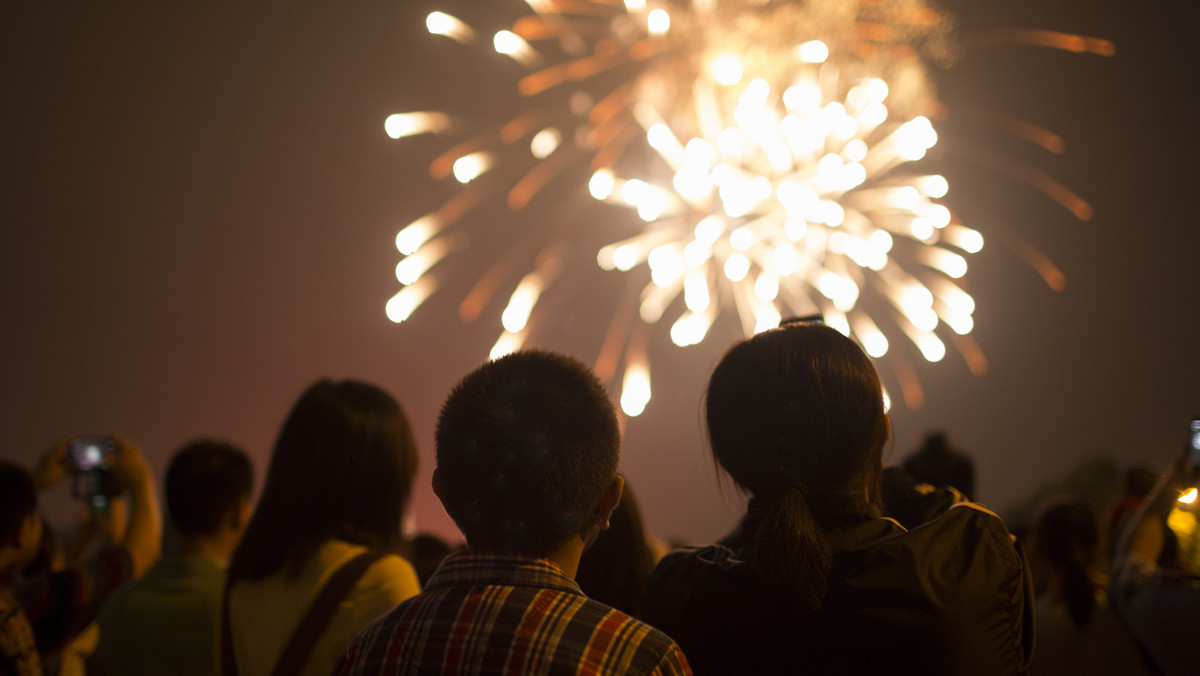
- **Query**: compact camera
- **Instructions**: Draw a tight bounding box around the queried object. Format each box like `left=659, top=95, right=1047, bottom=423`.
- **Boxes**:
left=67, top=436, right=120, bottom=512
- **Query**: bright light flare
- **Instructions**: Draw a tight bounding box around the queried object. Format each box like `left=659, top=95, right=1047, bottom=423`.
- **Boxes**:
left=501, top=274, right=544, bottom=333
left=647, top=9, right=671, bottom=35
left=620, top=362, right=652, bottom=416
left=452, top=152, right=491, bottom=183
left=395, top=215, right=440, bottom=255
left=426, top=12, right=473, bottom=42
left=530, top=128, right=561, bottom=159
left=385, top=112, right=450, bottom=139
left=386, top=278, right=437, bottom=323
left=853, top=316, right=890, bottom=358
left=710, top=54, right=744, bottom=86
left=797, top=40, right=830, bottom=63
left=1181, top=488, right=1199, bottom=504
left=589, top=170, right=615, bottom=200
left=494, top=30, right=537, bottom=66
left=489, top=331, right=525, bottom=360
left=670, top=311, right=713, bottom=347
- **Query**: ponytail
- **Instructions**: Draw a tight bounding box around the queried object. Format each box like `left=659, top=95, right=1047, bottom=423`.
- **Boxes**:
left=1060, top=557, right=1096, bottom=628
left=748, top=485, right=832, bottom=611
left=1031, top=499, right=1100, bottom=629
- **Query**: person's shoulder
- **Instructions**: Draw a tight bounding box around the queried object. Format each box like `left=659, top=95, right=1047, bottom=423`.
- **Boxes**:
left=656, top=543, right=743, bottom=572
left=348, top=549, right=422, bottom=607
left=906, top=500, right=1013, bottom=538
left=647, top=543, right=749, bottom=599
left=358, top=551, right=420, bottom=598
left=577, top=597, right=692, bottom=674
left=877, top=501, right=1021, bottom=570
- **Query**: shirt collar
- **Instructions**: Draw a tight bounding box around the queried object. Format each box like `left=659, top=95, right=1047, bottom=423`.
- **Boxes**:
left=424, top=549, right=583, bottom=596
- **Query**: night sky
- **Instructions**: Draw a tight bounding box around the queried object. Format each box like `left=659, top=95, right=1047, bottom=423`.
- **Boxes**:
left=3, top=0, right=1197, bottom=545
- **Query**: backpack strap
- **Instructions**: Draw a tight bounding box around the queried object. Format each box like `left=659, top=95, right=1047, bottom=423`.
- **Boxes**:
left=220, top=550, right=386, bottom=676
left=220, top=576, right=238, bottom=676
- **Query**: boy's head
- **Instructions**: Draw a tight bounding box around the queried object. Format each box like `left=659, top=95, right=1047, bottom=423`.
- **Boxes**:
left=165, top=439, right=253, bottom=540
left=435, top=350, right=621, bottom=557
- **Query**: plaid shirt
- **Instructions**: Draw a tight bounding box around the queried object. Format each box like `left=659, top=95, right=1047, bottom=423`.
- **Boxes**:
left=334, top=550, right=691, bottom=675
left=1, top=588, right=41, bottom=676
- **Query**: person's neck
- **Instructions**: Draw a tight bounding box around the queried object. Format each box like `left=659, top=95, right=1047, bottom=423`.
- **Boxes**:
left=179, top=533, right=236, bottom=563
left=544, top=536, right=586, bottom=579
left=465, top=536, right=588, bottom=580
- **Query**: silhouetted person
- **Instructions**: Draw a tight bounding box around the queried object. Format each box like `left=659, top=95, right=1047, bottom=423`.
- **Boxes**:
left=1106, top=465, right=1160, bottom=562
left=1029, top=498, right=1151, bottom=675
left=902, top=431, right=976, bottom=500
left=1, top=436, right=161, bottom=675
left=224, top=380, right=421, bottom=676
left=335, top=350, right=691, bottom=675
left=1109, top=443, right=1200, bottom=676
left=642, top=323, right=1033, bottom=675
left=97, top=439, right=254, bottom=676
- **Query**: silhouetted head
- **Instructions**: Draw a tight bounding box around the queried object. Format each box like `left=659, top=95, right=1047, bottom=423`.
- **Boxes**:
left=165, top=439, right=253, bottom=538
left=902, top=431, right=976, bottom=500
left=1121, top=465, right=1157, bottom=498
left=435, top=350, right=620, bottom=557
left=704, top=322, right=889, bottom=609
left=706, top=322, right=888, bottom=505
left=230, top=379, right=417, bottom=580
left=1034, top=498, right=1099, bottom=566
left=1032, top=497, right=1099, bottom=627
left=0, top=461, right=37, bottom=550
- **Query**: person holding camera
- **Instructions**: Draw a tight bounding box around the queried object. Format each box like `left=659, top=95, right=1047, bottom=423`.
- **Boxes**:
left=1, top=436, right=161, bottom=675
left=1108, top=426, right=1200, bottom=676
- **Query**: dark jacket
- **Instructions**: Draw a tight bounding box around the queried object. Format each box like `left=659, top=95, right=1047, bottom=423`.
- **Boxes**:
left=643, top=474, right=1034, bottom=675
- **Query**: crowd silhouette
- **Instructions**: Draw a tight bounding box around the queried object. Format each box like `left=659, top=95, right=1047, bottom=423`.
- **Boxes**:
left=3, top=323, right=1197, bottom=675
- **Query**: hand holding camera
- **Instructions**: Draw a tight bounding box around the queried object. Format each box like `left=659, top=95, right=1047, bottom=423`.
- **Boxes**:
left=28, top=433, right=162, bottom=577
left=38, top=435, right=153, bottom=513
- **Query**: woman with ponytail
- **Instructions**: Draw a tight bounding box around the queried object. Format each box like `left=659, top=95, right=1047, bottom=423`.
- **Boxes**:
left=1030, top=499, right=1152, bottom=675
left=642, top=322, right=1034, bottom=674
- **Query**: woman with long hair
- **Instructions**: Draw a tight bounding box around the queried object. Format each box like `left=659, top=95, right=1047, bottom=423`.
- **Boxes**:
left=224, top=379, right=420, bottom=676
left=1031, top=499, right=1151, bottom=675
left=642, top=322, right=1034, bottom=674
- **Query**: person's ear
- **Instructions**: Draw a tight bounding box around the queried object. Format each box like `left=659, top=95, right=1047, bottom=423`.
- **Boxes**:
left=593, top=476, right=625, bottom=530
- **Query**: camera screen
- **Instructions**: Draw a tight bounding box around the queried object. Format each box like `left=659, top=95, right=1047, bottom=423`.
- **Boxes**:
left=69, top=437, right=113, bottom=472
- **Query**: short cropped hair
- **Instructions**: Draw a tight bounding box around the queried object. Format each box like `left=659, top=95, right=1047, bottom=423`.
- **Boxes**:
left=0, top=461, right=37, bottom=547
left=165, top=439, right=254, bottom=537
left=436, top=350, right=620, bottom=556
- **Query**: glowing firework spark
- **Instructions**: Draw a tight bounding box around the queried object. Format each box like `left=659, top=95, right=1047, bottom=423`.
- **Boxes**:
left=385, top=0, right=1111, bottom=414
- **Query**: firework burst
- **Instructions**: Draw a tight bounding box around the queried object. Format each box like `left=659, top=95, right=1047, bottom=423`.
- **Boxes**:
left=385, top=0, right=1110, bottom=414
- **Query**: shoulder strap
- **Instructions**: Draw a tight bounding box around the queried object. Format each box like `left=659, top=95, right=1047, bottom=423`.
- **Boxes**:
left=269, top=550, right=385, bottom=676
left=219, top=550, right=386, bottom=676
left=221, top=575, right=238, bottom=676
